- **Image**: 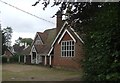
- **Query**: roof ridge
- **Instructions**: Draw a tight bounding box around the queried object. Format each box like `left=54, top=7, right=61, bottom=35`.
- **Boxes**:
left=44, top=28, right=56, bottom=32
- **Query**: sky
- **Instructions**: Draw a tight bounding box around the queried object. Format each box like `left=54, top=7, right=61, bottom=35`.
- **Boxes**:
left=0, top=0, right=59, bottom=45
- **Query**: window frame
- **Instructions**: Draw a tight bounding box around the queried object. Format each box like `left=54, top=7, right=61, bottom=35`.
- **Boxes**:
left=61, top=40, right=75, bottom=57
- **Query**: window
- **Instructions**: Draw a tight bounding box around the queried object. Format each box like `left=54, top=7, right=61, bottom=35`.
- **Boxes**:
left=35, top=40, right=42, bottom=45
left=61, top=40, right=75, bottom=57
left=32, top=52, right=36, bottom=59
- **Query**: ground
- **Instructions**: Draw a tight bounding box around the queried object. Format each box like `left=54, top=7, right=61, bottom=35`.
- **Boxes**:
left=2, top=63, right=82, bottom=81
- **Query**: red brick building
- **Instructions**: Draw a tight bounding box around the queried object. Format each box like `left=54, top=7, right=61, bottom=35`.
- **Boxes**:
left=24, top=11, right=84, bottom=69
left=49, top=22, right=84, bottom=69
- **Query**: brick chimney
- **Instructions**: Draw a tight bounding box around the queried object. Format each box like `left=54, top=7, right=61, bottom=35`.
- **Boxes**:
left=56, top=10, right=63, bottom=34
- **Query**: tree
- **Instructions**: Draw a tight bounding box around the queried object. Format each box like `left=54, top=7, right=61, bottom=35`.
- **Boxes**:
left=2, top=27, right=13, bottom=55
left=83, top=3, right=120, bottom=81
left=2, top=27, right=13, bottom=47
left=15, top=37, right=33, bottom=46
left=15, top=37, right=22, bottom=45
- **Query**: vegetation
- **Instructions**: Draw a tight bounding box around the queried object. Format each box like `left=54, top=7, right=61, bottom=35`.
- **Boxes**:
left=83, top=3, right=120, bottom=81
left=2, top=56, right=7, bottom=63
left=2, top=27, right=13, bottom=55
left=15, top=37, right=33, bottom=46
left=33, top=1, right=120, bottom=81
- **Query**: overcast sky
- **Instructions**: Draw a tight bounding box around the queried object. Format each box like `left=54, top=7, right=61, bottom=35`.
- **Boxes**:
left=0, top=0, right=59, bottom=45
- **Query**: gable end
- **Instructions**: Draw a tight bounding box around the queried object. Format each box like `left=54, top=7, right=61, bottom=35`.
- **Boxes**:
left=58, top=29, right=76, bottom=44
left=32, top=32, right=43, bottom=46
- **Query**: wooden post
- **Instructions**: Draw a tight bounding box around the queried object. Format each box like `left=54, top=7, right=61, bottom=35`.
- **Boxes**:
left=49, top=56, right=51, bottom=66
left=45, top=56, right=47, bottom=65
left=18, top=55, right=20, bottom=63
left=24, top=55, right=26, bottom=63
left=36, top=54, right=37, bottom=64
left=31, top=54, right=32, bottom=64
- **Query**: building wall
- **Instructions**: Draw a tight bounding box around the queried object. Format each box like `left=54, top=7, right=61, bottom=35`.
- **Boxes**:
left=53, top=32, right=84, bottom=69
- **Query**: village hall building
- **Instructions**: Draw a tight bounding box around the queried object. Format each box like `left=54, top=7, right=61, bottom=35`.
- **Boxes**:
left=22, top=11, right=84, bottom=69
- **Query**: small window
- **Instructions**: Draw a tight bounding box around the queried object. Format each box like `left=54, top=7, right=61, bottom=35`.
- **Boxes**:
left=35, top=40, right=42, bottom=45
left=61, top=40, right=75, bottom=57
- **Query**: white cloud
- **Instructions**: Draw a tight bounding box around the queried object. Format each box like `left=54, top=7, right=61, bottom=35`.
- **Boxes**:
left=0, top=0, right=59, bottom=46
left=12, top=31, right=35, bottom=45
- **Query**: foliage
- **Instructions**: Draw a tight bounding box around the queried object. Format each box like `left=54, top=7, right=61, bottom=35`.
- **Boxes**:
left=15, top=37, right=33, bottom=46
left=2, top=32, right=7, bottom=55
left=2, top=54, right=23, bottom=63
left=2, top=27, right=13, bottom=47
left=2, top=27, right=13, bottom=55
left=10, top=55, right=19, bottom=63
left=83, top=3, right=120, bottom=81
left=2, top=56, right=7, bottom=63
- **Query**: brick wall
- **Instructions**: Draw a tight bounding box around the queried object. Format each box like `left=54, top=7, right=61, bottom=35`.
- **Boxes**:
left=53, top=32, right=84, bottom=69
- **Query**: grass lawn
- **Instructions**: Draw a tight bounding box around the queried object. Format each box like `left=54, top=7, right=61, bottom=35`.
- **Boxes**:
left=2, top=63, right=83, bottom=81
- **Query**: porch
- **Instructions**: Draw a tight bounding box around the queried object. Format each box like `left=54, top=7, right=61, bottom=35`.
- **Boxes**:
left=24, top=52, right=53, bottom=66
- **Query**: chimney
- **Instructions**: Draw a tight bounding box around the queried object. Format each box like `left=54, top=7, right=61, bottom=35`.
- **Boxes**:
left=56, top=10, right=63, bottom=34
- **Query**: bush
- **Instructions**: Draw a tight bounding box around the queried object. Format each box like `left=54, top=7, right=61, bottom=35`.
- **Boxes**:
left=2, top=56, right=7, bottom=63
left=10, top=55, right=19, bottom=63
left=83, top=3, right=120, bottom=81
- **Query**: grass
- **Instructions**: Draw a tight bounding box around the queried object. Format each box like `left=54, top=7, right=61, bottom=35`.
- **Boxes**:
left=2, top=63, right=83, bottom=81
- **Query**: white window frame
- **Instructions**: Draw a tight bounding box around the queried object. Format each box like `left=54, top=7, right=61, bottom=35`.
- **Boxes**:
left=61, top=40, right=75, bottom=57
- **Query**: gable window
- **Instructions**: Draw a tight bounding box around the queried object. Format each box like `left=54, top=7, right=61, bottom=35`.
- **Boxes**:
left=61, top=40, right=75, bottom=57
left=35, top=40, right=42, bottom=45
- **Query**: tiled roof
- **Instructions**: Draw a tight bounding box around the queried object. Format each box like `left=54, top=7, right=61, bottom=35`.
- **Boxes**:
left=34, top=28, right=56, bottom=55
left=22, top=46, right=31, bottom=55
left=37, top=32, right=47, bottom=44
left=13, top=44, right=25, bottom=53
left=37, top=28, right=56, bottom=44
left=34, top=45, right=51, bottom=55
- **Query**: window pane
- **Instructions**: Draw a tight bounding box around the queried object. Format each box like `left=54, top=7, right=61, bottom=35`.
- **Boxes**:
left=72, top=51, right=74, bottom=56
left=70, top=51, right=71, bottom=57
left=67, top=42, right=69, bottom=45
left=64, top=42, right=66, bottom=45
left=72, top=46, right=74, bottom=50
left=62, top=46, right=65, bottom=50
left=68, top=46, right=70, bottom=50
left=62, top=51, right=63, bottom=56
left=64, top=46, right=66, bottom=50
left=72, top=41, right=74, bottom=45
left=62, top=51, right=65, bottom=56
left=65, top=51, right=66, bottom=56
left=68, top=51, right=70, bottom=57
left=62, top=42, right=64, bottom=45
